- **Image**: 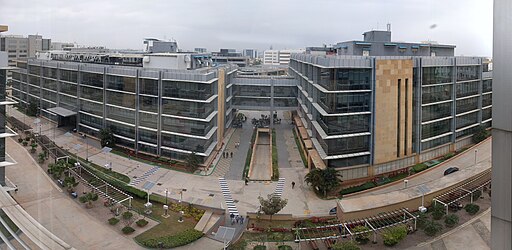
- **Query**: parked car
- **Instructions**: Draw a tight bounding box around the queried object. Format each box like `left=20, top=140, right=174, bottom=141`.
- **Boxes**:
left=329, top=207, right=337, bottom=215
left=444, top=167, right=459, bottom=176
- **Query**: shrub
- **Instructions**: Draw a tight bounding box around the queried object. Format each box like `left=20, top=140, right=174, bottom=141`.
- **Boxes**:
left=122, top=226, right=135, bottom=234
left=423, top=220, right=443, bottom=236
left=412, top=163, right=428, bottom=173
left=136, top=219, right=148, bottom=227
left=332, top=241, right=361, bottom=250
left=277, top=245, right=293, bottom=250
left=382, top=225, right=407, bottom=246
left=22, top=141, right=28, bottom=146
left=339, top=182, right=377, bottom=195
left=253, top=246, right=266, bottom=250
left=431, top=204, right=446, bottom=220
left=472, top=190, right=482, bottom=201
left=136, top=229, right=203, bottom=248
left=352, top=225, right=370, bottom=244
left=108, top=217, right=119, bottom=225
left=416, top=212, right=428, bottom=229
left=122, top=211, right=133, bottom=220
left=465, top=204, right=480, bottom=215
left=443, top=152, right=455, bottom=160
left=444, top=214, right=459, bottom=228
left=17, top=138, right=23, bottom=143
left=24, top=137, right=31, bottom=142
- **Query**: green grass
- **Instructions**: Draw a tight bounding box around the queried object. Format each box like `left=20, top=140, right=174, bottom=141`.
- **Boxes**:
left=68, top=155, right=130, bottom=183
left=132, top=197, right=201, bottom=248
left=271, top=129, right=279, bottom=180
left=292, top=129, right=307, bottom=168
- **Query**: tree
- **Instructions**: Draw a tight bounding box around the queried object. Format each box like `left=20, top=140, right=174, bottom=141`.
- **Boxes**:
left=48, top=160, right=70, bottom=179
left=79, top=192, right=99, bottom=208
left=305, top=168, right=342, bottom=197
left=30, top=142, right=38, bottom=154
left=38, top=152, right=46, bottom=163
left=186, top=152, right=200, bottom=172
left=99, top=128, right=115, bottom=148
left=63, top=176, right=79, bottom=193
left=258, top=194, right=288, bottom=221
left=472, top=125, right=490, bottom=143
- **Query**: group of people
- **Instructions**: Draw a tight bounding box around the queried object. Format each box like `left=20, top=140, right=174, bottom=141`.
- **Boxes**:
left=230, top=213, right=245, bottom=225
left=223, top=151, right=233, bottom=158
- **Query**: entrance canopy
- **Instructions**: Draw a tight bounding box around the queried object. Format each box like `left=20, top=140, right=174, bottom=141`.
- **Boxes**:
left=47, top=107, right=77, bottom=117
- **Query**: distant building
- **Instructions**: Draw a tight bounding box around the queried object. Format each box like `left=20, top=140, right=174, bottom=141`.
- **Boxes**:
left=194, top=48, right=207, bottom=53
left=143, top=38, right=178, bottom=53
left=212, top=49, right=249, bottom=67
left=263, top=49, right=304, bottom=65
left=306, top=46, right=336, bottom=55
left=0, top=34, right=51, bottom=67
left=50, top=42, right=75, bottom=51
left=243, top=49, right=257, bottom=59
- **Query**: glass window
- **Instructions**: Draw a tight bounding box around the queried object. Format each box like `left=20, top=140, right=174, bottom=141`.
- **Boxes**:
left=60, top=82, right=77, bottom=96
left=138, top=129, right=157, bottom=144
left=421, top=134, right=451, bottom=150
left=139, top=112, right=157, bottom=129
left=482, top=94, right=492, bottom=107
left=318, top=92, right=371, bottom=113
left=81, top=72, right=103, bottom=88
left=456, top=66, right=480, bottom=81
left=106, top=121, right=135, bottom=140
left=80, top=86, right=103, bottom=102
left=106, top=105, right=135, bottom=124
left=317, top=68, right=371, bottom=91
left=456, top=112, right=478, bottom=129
left=234, top=85, right=271, bottom=97
left=456, top=81, right=479, bottom=98
left=482, top=79, right=492, bottom=93
left=106, top=75, right=136, bottom=92
left=162, top=99, right=214, bottom=119
left=106, top=91, right=135, bottom=108
left=42, top=67, right=58, bottom=79
left=456, top=97, right=478, bottom=114
left=422, top=84, right=452, bottom=103
left=422, top=66, right=453, bottom=85
left=139, top=96, right=158, bottom=113
left=29, top=65, right=40, bottom=75
left=80, top=99, right=103, bottom=116
left=317, top=134, right=370, bottom=155
left=317, top=114, right=370, bottom=135
left=80, top=113, right=103, bottom=129
left=422, top=119, right=451, bottom=139
left=328, top=156, right=369, bottom=168
left=140, top=78, right=158, bottom=96
left=60, top=69, right=78, bottom=83
left=162, top=80, right=212, bottom=100
left=162, top=116, right=213, bottom=136
left=42, top=78, right=57, bottom=91
left=422, top=102, right=452, bottom=122
left=482, top=108, right=492, bottom=121
left=161, top=133, right=215, bottom=153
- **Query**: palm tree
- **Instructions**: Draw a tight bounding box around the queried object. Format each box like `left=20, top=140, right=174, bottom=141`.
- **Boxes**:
left=305, top=168, right=342, bottom=197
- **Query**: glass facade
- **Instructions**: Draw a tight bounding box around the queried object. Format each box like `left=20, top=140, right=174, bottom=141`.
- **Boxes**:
left=456, top=81, right=479, bottom=98
left=456, top=66, right=480, bottom=81
left=422, top=66, right=453, bottom=85
left=318, top=92, right=371, bottom=113
left=317, top=68, right=371, bottom=91
left=422, top=102, right=452, bottom=122
left=317, top=114, right=370, bottom=135
left=422, top=119, right=452, bottom=139
left=456, top=97, right=478, bottom=114
left=162, top=80, right=212, bottom=100
left=422, top=84, right=452, bottom=103
left=456, top=112, right=478, bottom=129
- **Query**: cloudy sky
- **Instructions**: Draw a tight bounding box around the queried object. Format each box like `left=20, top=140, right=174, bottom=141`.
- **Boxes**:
left=1, top=0, right=493, bottom=56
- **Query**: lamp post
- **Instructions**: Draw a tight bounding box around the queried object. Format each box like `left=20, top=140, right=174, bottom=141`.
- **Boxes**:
left=163, top=188, right=169, bottom=218
left=474, top=149, right=478, bottom=165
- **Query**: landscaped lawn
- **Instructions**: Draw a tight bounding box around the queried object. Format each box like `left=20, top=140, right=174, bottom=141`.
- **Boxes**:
left=131, top=198, right=198, bottom=244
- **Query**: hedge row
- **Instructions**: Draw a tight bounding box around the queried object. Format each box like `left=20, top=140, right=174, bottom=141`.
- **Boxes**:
left=339, top=182, right=377, bottom=195
left=136, top=229, right=203, bottom=248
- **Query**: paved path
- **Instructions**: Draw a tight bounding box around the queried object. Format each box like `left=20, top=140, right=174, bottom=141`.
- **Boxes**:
left=408, top=209, right=491, bottom=250
left=249, top=132, right=272, bottom=180
left=5, top=137, right=143, bottom=250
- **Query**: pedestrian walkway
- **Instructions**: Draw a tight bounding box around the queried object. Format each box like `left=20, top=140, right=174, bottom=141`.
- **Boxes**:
left=212, top=129, right=241, bottom=177
left=273, top=178, right=286, bottom=198
left=409, top=209, right=491, bottom=250
left=218, top=177, right=239, bottom=216
left=129, top=166, right=159, bottom=186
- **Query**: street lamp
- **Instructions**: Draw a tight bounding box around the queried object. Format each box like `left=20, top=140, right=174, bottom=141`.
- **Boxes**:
left=162, top=188, right=169, bottom=218
left=474, top=149, right=478, bottom=165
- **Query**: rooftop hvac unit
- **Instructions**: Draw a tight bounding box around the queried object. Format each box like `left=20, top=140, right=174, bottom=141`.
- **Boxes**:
left=143, top=56, right=150, bottom=63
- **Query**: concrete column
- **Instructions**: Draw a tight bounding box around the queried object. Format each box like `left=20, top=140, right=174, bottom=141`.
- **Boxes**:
left=492, top=1, right=512, bottom=249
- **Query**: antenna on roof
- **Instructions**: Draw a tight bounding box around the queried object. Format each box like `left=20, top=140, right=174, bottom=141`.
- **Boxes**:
left=387, top=23, right=391, bottom=32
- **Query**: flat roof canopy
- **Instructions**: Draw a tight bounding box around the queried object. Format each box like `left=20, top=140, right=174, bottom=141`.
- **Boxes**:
left=47, top=107, right=77, bottom=117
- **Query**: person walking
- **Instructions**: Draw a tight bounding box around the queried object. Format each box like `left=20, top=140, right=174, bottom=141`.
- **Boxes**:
left=230, top=213, right=235, bottom=225
left=230, top=152, right=233, bottom=158
left=291, top=181, right=296, bottom=189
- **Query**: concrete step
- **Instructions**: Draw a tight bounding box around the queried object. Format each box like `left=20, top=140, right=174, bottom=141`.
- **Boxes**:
left=194, top=210, right=213, bottom=232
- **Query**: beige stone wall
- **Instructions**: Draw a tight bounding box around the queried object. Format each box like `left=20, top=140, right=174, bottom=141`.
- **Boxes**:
left=374, top=59, right=414, bottom=164
left=216, top=68, right=226, bottom=151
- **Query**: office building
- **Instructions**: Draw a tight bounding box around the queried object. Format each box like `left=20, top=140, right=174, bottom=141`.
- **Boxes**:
left=0, top=25, right=18, bottom=186
left=263, top=49, right=304, bottom=65
left=0, top=34, right=51, bottom=67
left=50, top=42, right=75, bottom=51
left=10, top=30, right=492, bottom=182
left=212, top=49, right=249, bottom=67
left=194, top=48, right=207, bottom=53
left=243, top=49, right=257, bottom=59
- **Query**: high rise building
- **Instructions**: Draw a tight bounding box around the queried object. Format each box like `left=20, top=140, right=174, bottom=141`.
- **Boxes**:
left=0, top=34, right=51, bottom=67
left=243, top=49, right=257, bottom=59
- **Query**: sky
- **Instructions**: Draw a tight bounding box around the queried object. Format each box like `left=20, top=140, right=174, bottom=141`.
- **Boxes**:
left=1, top=0, right=493, bottom=57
